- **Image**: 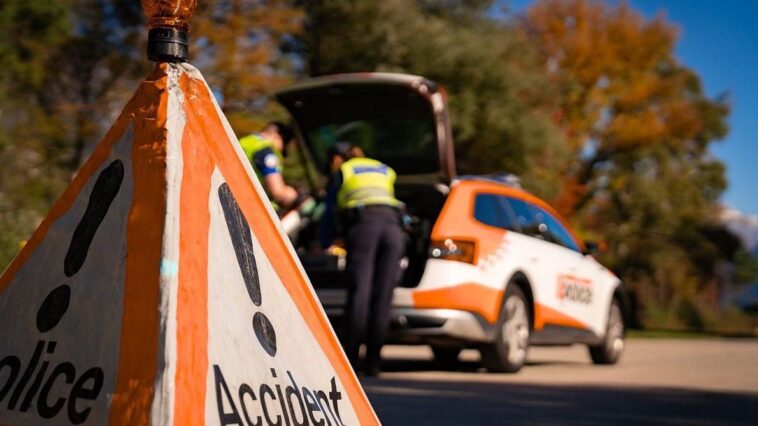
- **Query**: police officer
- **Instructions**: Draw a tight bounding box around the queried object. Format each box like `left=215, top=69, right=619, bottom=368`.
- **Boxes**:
left=325, top=143, right=405, bottom=375
left=239, top=121, right=298, bottom=210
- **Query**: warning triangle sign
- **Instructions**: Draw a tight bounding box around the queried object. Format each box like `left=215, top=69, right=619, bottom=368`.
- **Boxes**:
left=0, top=63, right=378, bottom=425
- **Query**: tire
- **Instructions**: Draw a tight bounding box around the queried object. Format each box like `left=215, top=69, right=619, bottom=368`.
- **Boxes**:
left=480, top=285, right=530, bottom=373
left=589, top=298, right=625, bottom=365
left=431, top=346, right=461, bottom=369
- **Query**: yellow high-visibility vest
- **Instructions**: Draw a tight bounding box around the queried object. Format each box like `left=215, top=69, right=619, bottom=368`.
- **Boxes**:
left=238, top=133, right=283, bottom=182
left=338, top=158, right=399, bottom=209
left=239, top=133, right=284, bottom=210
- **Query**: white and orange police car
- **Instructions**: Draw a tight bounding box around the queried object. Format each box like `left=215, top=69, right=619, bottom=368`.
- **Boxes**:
left=274, top=73, right=626, bottom=373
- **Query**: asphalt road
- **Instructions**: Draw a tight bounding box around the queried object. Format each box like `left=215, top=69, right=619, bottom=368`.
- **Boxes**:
left=360, top=338, right=758, bottom=425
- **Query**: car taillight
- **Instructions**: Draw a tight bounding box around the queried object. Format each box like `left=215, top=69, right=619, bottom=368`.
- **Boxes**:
left=429, top=238, right=477, bottom=264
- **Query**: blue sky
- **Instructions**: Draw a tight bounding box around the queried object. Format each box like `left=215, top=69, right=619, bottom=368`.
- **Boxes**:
left=499, top=0, right=758, bottom=214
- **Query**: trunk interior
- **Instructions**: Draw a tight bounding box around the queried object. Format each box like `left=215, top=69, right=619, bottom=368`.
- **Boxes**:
left=273, top=73, right=456, bottom=304
left=294, top=182, right=448, bottom=292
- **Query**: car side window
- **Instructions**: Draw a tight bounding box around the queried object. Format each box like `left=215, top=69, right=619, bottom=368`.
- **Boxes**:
left=531, top=205, right=581, bottom=252
left=505, top=197, right=542, bottom=237
left=473, top=193, right=518, bottom=231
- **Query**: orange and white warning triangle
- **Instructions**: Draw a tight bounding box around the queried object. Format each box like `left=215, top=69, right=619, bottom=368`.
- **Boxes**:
left=0, top=63, right=378, bottom=425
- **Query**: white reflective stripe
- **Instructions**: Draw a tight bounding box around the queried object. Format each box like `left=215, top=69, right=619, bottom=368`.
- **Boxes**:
left=343, top=186, right=393, bottom=201
left=342, top=187, right=398, bottom=208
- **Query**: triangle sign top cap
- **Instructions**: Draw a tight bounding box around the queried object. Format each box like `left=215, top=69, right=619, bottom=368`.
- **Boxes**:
left=0, top=62, right=379, bottom=426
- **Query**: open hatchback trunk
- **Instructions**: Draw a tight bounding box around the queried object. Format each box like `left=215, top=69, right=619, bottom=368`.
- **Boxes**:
left=273, top=73, right=457, bottom=314
left=274, top=73, right=456, bottom=183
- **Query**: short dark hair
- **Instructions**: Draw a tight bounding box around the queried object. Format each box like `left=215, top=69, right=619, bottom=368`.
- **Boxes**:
left=326, top=142, right=353, bottom=161
left=265, top=121, right=294, bottom=144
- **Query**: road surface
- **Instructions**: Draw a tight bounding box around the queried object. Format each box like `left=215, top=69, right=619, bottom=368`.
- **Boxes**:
left=360, top=338, right=758, bottom=425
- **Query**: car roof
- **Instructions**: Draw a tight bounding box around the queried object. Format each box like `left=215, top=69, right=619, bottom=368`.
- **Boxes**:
left=453, top=178, right=540, bottom=206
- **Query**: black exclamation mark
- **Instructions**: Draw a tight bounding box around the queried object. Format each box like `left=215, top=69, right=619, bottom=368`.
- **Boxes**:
left=35, top=160, right=124, bottom=333
left=218, top=183, right=277, bottom=357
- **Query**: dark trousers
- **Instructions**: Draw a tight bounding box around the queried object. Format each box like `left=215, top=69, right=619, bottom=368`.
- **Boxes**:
left=343, top=207, right=405, bottom=370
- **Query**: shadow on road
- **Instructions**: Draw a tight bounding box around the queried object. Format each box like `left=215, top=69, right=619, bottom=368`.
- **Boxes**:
left=376, top=357, right=581, bottom=373
left=361, top=365, right=758, bottom=425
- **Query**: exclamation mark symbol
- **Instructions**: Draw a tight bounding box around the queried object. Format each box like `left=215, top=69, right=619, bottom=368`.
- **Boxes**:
left=218, top=183, right=277, bottom=357
left=35, top=160, right=124, bottom=333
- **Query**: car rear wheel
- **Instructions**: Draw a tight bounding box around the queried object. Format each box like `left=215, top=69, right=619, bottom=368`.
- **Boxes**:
left=481, top=285, right=530, bottom=373
left=588, top=299, right=624, bottom=365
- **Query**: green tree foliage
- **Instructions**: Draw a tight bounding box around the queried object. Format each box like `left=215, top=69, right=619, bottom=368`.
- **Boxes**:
left=735, top=250, right=758, bottom=285
left=297, top=0, right=569, bottom=198
left=524, top=0, right=732, bottom=325
left=1, top=0, right=147, bottom=271
left=0, top=0, right=70, bottom=270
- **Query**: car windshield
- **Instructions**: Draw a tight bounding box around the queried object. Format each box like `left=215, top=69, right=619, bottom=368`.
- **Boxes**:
left=306, top=117, right=438, bottom=176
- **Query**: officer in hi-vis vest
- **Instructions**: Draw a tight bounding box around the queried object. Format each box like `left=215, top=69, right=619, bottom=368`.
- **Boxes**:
left=324, top=143, right=405, bottom=376
left=239, top=121, right=298, bottom=210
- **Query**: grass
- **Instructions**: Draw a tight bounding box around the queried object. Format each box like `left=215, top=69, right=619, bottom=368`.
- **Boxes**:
left=627, top=329, right=714, bottom=339
left=628, top=328, right=757, bottom=339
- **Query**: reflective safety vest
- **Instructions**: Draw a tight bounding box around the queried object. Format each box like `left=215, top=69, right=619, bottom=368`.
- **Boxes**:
left=338, top=158, right=399, bottom=209
left=238, top=133, right=283, bottom=183
left=239, top=133, right=284, bottom=210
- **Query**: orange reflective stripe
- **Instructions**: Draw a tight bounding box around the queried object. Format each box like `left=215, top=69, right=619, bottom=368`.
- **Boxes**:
left=534, top=303, right=589, bottom=331
left=173, top=116, right=214, bottom=425
left=109, top=65, right=170, bottom=425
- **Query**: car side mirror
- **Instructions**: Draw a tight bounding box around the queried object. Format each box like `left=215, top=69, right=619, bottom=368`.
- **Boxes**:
left=584, top=241, right=607, bottom=256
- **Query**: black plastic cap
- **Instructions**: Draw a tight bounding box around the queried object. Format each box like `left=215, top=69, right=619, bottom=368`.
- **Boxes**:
left=147, top=28, right=189, bottom=63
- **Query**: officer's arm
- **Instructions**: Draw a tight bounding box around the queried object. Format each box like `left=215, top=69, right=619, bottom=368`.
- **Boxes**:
left=253, top=147, right=298, bottom=208
left=264, top=173, right=298, bottom=207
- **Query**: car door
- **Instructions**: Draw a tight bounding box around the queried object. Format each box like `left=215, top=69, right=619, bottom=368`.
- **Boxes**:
left=504, top=198, right=596, bottom=333
left=532, top=204, right=608, bottom=336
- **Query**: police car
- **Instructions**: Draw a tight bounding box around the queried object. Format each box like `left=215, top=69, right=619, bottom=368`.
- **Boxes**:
left=274, top=73, right=626, bottom=372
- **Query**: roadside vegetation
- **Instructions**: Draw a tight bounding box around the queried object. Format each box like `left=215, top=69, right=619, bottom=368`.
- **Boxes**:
left=1, top=0, right=756, bottom=334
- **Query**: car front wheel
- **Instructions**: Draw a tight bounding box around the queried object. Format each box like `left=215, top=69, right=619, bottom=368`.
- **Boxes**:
left=481, top=285, right=530, bottom=373
left=588, top=298, right=625, bottom=365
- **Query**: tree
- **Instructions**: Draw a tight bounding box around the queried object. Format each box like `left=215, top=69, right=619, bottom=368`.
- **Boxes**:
left=192, top=0, right=303, bottom=135
left=0, top=0, right=70, bottom=270
left=297, top=0, right=569, bottom=198
left=524, top=0, right=728, bottom=215
left=523, top=0, right=731, bottom=326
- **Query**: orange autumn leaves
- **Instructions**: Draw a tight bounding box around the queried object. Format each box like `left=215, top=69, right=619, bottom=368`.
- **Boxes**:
left=525, top=0, right=727, bottom=215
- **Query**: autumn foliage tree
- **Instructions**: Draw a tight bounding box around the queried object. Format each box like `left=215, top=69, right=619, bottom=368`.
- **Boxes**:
left=192, top=0, right=303, bottom=134
left=524, top=0, right=731, bottom=328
